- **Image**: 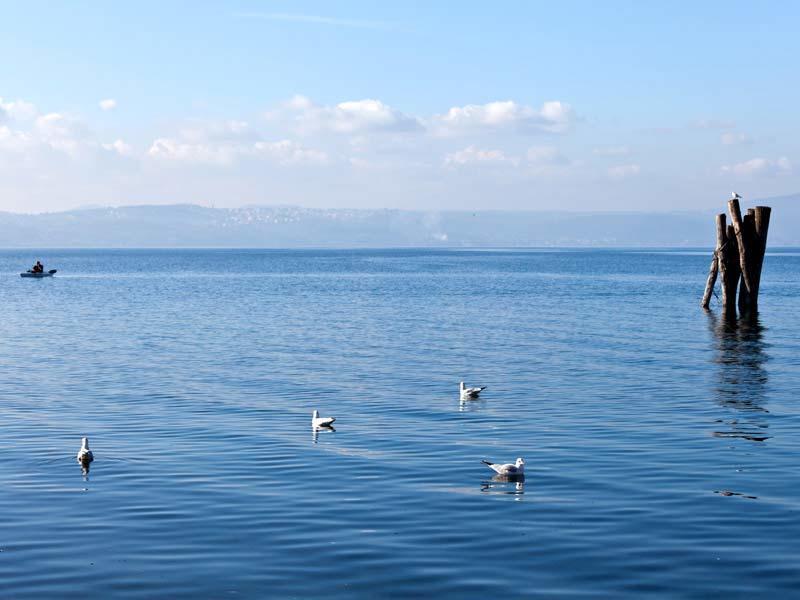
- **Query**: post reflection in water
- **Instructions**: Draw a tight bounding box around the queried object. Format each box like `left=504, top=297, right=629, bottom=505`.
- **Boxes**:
left=706, top=311, right=770, bottom=443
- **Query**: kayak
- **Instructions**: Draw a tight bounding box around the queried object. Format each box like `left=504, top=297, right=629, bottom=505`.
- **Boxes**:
left=21, top=269, right=57, bottom=278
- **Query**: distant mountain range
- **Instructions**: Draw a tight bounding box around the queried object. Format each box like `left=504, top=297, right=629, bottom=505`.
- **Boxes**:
left=1, top=194, right=798, bottom=248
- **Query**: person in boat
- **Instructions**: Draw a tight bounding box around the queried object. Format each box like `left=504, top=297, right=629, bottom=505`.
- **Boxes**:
left=32, top=261, right=43, bottom=273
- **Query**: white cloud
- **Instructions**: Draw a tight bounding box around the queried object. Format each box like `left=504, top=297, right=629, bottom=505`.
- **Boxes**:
left=526, top=145, right=569, bottom=165
left=444, top=145, right=518, bottom=167
left=0, top=98, right=37, bottom=121
left=271, top=96, right=577, bottom=138
left=99, top=98, right=117, bottom=111
left=253, top=140, right=329, bottom=165
left=522, top=146, right=574, bottom=176
left=721, top=157, right=791, bottom=176
left=147, top=124, right=328, bottom=167
left=0, top=101, right=94, bottom=159
left=608, top=164, right=640, bottom=180
left=180, top=120, right=256, bottom=143
left=102, top=139, right=133, bottom=156
left=281, top=96, right=422, bottom=134
left=0, top=125, right=35, bottom=152
left=435, top=100, right=575, bottom=134
left=720, top=132, right=753, bottom=146
left=34, top=113, right=89, bottom=157
left=147, top=138, right=237, bottom=165
left=285, top=94, right=314, bottom=111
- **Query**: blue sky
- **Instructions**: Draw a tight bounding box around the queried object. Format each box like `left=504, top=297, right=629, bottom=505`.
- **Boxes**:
left=0, top=0, right=798, bottom=212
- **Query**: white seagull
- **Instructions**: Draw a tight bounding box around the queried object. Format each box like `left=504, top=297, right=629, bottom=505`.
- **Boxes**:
left=482, top=457, right=525, bottom=476
left=460, top=381, right=486, bottom=399
left=731, top=192, right=742, bottom=200
left=76, top=437, right=94, bottom=465
left=312, top=410, right=336, bottom=428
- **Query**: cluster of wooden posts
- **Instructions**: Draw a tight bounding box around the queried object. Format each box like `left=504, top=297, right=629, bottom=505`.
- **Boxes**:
left=701, top=197, right=771, bottom=317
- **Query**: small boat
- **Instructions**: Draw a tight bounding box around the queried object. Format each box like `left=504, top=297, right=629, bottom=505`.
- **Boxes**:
left=21, top=269, right=57, bottom=278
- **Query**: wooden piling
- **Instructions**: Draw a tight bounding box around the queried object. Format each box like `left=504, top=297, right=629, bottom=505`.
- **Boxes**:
left=715, top=215, right=733, bottom=314
left=701, top=213, right=725, bottom=309
left=701, top=254, right=718, bottom=309
left=727, top=198, right=754, bottom=296
left=722, top=224, right=741, bottom=317
left=749, top=206, right=771, bottom=310
left=737, top=212, right=756, bottom=312
left=701, top=199, right=771, bottom=316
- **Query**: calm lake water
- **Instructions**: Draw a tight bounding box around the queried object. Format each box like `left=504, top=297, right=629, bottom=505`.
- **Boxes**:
left=0, top=248, right=798, bottom=598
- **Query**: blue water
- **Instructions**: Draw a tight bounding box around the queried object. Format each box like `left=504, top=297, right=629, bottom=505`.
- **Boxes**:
left=0, top=248, right=798, bottom=598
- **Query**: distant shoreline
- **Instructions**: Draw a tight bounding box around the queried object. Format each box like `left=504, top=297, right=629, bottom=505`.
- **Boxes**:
left=2, top=197, right=798, bottom=247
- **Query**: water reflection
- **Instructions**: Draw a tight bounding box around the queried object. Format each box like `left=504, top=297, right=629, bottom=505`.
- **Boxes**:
left=458, top=397, right=484, bottom=412
left=312, top=424, right=335, bottom=444
left=706, top=311, right=770, bottom=442
left=481, top=474, right=525, bottom=497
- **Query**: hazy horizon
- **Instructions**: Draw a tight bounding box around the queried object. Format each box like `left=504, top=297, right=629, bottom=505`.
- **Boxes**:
left=2, top=194, right=799, bottom=247
left=2, top=193, right=797, bottom=218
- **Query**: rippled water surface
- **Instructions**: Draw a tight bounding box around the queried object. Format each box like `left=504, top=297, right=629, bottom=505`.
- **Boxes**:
left=1, top=248, right=798, bottom=598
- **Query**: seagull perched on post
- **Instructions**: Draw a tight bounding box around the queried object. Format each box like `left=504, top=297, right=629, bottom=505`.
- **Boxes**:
left=312, top=410, right=336, bottom=428
left=482, top=457, right=525, bottom=476
left=731, top=192, right=742, bottom=200
left=76, top=437, right=94, bottom=465
left=460, top=381, right=486, bottom=400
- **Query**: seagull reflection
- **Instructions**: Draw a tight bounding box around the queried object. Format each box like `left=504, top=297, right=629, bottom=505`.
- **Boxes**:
left=459, top=397, right=484, bottom=413
left=312, top=424, right=336, bottom=443
left=81, top=462, right=91, bottom=479
left=481, top=473, right=525, bottom=497
left=706, top=311, right=770, bottom=442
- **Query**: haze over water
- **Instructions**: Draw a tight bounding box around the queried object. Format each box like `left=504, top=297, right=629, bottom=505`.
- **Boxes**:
left=1, top=248, right=798, bottom=598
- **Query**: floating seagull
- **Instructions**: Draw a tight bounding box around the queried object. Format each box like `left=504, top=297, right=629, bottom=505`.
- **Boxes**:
left=460, top=381, right=486, bottom=399
left=482, top=457, right=525, bottom=476
left=731, top=192, right=742, bottom=200
left=76, top=437, right=94, bottom=465
left=312, top=410, right=336, bottom=428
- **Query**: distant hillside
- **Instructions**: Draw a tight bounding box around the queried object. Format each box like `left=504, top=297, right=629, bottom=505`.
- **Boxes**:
left=1, top=195, right=798, bottom=247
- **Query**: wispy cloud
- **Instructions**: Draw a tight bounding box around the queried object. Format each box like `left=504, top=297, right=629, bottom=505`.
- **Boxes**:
left=444, top=145, right=519, bottom=167
left=691, top=118, right=736, bottom=130
left=234, top=12, right=397, bottom=31
left=607, top=164, right=640, bottom=180
left=433, top=100, right=576, bottom=136
left=721, top=157, right=791, bottom=177
left=593, top=145, right=629, bottom=156
left=271, top=96, right=422, bottom=135
left=720, top=132, right=753, bottom=146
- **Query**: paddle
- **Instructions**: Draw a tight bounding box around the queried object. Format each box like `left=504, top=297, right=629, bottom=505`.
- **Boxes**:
left=48, top=269, right=57, bottom=274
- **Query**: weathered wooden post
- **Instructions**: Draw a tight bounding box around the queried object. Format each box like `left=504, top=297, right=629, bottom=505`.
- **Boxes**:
left=701, top=214, right=724, bottom=309
left=714, top=214, right=738, bottom=317
left=750, top=206, right=772, bottom=310
left=737, top=211, right=757, bottom=311
left=701, top=196, right=771, bottom=315
left=728, top=198, right=754, bottom=297
left=700, top=254, right=719, bottom=309
left=722, top=224, right=741, bottom=318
